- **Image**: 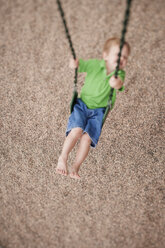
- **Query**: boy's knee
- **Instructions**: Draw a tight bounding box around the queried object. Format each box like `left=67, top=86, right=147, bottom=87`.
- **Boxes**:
left=71, top=128, right=83, bottom=139
left=82, top=133, right=91, bottom=144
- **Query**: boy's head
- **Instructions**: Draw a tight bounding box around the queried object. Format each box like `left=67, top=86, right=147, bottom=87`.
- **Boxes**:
left=103, top=37, right=130, bottom=72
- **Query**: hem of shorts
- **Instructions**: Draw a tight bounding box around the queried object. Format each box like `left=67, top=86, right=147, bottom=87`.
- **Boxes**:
left=66, top=126, right=84, bottom=137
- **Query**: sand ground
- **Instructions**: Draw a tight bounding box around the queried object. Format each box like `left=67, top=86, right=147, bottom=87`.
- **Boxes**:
left=0, top=0, right=165, bottom=247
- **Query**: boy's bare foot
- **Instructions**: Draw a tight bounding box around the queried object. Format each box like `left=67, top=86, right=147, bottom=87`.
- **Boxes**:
left=56, top=157, right=68, bottom=176
left=70, top=171, right=81, bottom=179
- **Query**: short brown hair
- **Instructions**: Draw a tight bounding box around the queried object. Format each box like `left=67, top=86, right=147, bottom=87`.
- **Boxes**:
left=103, top=37, right=131, bottom=55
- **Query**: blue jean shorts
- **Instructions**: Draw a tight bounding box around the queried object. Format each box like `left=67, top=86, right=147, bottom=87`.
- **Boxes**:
left=66, top=98, right=105, bottom=147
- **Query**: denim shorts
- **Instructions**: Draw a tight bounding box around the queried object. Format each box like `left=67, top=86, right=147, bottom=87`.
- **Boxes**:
left=66, top=98, right=105, bottom=147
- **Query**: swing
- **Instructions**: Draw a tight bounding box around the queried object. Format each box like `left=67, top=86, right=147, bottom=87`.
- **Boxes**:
left=57, top=0, right=132, bottom=126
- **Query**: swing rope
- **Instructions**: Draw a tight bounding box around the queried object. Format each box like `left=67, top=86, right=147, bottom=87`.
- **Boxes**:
left=56, top=0, right=78, bottom=112
left=57, top=0, right=132, bottom=123
left=102, top=0, right=132, bottom=126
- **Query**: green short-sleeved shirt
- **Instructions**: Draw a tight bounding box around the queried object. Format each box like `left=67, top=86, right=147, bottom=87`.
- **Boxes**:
left=78, top=58, right=125, bottom=109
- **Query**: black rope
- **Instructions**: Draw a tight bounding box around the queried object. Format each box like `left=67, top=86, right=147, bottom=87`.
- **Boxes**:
left=102, top=0, right=132, bottom=126
left=56, top=0, right=76, bottom=59
left=115, top=0, right=132, bottom=78
left=56, top=0, right=78, bottom=94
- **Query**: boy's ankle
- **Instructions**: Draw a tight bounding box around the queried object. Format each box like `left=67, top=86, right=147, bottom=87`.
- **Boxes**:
left=71, top=165, right=79, bottom=173
left=59, top=155, right=67, bottom=163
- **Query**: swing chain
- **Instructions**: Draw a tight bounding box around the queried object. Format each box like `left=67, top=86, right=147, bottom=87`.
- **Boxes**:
left=56, top=0, right=78, bottom=90
left=56, top=0, right=76, bottom=59
left=115, top=0, right=132, bottom=78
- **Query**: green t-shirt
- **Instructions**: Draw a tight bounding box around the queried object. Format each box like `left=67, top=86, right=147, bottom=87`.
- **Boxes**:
left=78, top=59, right=125, bottom=109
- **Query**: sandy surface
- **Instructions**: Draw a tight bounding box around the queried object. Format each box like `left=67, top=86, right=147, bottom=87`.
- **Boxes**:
left=0, top=0, right=165, bottom=247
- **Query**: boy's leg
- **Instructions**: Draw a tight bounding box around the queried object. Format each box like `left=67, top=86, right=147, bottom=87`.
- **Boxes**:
left=70, top=133, right=91, bottom=179
left=56, top=128, right=83, bottom=175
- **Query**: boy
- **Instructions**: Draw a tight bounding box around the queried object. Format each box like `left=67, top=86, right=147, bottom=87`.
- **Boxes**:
left=56, top=37, right=130, bottom=179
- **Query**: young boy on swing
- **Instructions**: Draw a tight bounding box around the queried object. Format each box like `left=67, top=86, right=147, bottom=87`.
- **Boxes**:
left=56, top=37, right=130, bottom=179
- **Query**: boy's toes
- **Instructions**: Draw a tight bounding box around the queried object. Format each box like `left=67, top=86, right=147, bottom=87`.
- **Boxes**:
left=70, top=172, right=81, bottom=179
left=56, top=168, right=62, bottom=174
left=56, top=168, right=68, bottom=176
left=63, top=170, right=68, bottom=176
